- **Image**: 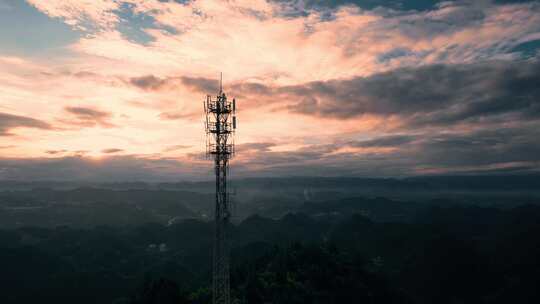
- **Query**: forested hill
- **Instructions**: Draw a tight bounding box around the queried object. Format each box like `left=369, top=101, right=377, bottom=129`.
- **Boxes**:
left=1, top=204, right=539, bottom=303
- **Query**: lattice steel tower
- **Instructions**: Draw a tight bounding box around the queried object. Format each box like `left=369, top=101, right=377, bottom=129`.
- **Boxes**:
left=204, top=74, right=236, bottom=304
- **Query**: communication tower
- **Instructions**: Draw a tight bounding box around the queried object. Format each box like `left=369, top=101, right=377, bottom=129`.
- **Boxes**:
left=204, top=73, right=236, bottom=304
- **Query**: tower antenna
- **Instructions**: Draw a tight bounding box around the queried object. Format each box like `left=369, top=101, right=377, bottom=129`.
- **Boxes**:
left=204, top=74, right=237, bottom=304
left=219, top=72, right=223, bottom=94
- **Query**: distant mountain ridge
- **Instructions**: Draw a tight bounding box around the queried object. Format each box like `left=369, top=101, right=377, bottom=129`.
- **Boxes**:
left=1, top=174, right=540, bottom=191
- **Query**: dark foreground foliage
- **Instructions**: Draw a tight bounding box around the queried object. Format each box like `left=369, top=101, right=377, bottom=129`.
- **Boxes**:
left=232, top=243, right=410, bottom=304
left=1, top=203, right=539, bottom=303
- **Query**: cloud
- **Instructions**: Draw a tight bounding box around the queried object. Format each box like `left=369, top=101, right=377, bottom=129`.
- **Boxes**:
left=236, top=142, right=277, bottom=152
left=180, top=76, right=220, bottom=93
left=129, top=74, right=170, bottom=91
left=26, top=0, right=120, bottom=31
left=273, top=58, right=540, bottom=127
left=270, top=0, right=447, bottom=12
left=63, top=106, right=115, bottom=128
left=1, top=123, right=538, bottom=180
left=231, top=124, right=540, bottom=177
left=27, top=0, right=540, bottom=72
left=163, top=144, right=193, bottom=152
left=0, top=112, right=51, bottom=136
left=44, top=149, right=92, bottom=156
left=74, top=150, right=90, bottom=156
left=128, top=74, right=218, bottom=93
left=73, top=71, right=99, bottom=78
left=45, top=150, right=67, bottom=155
left=65, top=106, right=110, bottom=119
left=350, top=135, right=417, bottom=147
left=158, top=111, right=197, bottom=120
left=2, top=0, right=540, bottom=179
left=101, top=148, right=124, bottom=154
left=408, top=124, right=540, bottom=174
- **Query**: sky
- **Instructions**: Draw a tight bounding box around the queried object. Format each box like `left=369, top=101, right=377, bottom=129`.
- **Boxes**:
left=0, top=0, right=539, bottom=181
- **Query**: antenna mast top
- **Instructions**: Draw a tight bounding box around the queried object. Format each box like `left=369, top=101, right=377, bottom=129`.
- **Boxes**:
left=219, top=72, right=223, bottom=95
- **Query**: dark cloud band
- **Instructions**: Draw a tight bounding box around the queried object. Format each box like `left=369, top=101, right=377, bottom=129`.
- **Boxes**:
left=63, top=106, right=115, bottom=128
left=0, top=112, right=51, bottom=136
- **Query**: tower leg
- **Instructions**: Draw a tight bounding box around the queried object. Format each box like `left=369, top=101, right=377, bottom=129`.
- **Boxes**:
left=213, top=157, right=230, bottom=304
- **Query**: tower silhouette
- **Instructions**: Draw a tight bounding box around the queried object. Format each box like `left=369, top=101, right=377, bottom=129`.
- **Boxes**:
left=204, top=74, right=236, bottom=304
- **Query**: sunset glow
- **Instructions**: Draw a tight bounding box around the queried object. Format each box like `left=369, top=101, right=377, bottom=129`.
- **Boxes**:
left=1, top=0, right=539, bottom=181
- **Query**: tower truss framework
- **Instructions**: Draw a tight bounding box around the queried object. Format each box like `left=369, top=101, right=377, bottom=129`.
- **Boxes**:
left=204, top=78, right=236, bottom=304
